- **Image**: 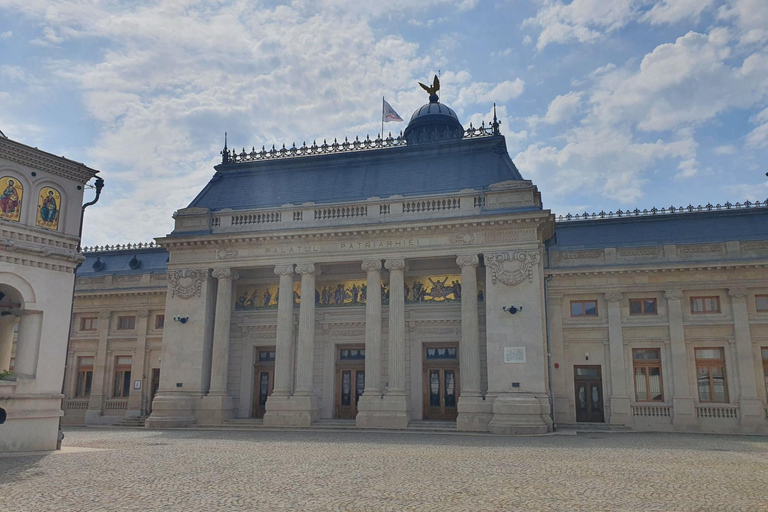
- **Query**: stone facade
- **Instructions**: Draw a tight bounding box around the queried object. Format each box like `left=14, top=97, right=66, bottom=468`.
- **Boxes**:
left=0, top=135, right=98, bottom=452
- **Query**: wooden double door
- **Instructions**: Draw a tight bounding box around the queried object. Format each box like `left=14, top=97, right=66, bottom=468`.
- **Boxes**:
left=574, top=365, right=604, bottom=423
left=252, top=348, right=276, bottom=419
left=422, top=344, right=459, bottom=421
left=335, top=346, right=365, bottom=419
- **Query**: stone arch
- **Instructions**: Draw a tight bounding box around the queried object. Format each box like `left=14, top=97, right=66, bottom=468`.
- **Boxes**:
left=0, top=273, right=36, bottom=307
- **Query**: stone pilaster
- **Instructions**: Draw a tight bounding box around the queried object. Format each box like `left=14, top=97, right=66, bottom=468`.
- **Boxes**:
left=728, top=288, right=765, bottom=432
left=125, top=309, right=149, bottom=418
left=199, top=267, right=239, bottom=425
left=0, top=314, right=16, bottom=370
left=263, top=264, right=299, bottom=427
left=372, top=258, right=409, bottom=428
left=15, top=311, right=42, bottom=379
left=85, top=311, right=110, bottom=424
left=665, top=290, right=696, bottom=429
left=357, top=259, right=386, bottom=428
left=605, top=292, right=631, bottom=426
left=456, top=254, right=491, bottom=431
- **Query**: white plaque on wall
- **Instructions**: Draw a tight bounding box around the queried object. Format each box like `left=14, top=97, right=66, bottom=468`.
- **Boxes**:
left=504, top=347, right=526, bottom=364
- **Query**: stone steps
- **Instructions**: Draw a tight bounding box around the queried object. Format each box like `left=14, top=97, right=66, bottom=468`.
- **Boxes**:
left=407, top=421, right=457, bottom=431
left=114, top=417, right=148, bottom=428
left=557, top=423, right=632, bottom=432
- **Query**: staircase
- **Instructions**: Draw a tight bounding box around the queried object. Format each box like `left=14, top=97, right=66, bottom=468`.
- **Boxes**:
left=407, top=420, right=457, bottom=432
left=114, top=416, right=147, bottom=428
left=556, top=422, right=632, bottom=432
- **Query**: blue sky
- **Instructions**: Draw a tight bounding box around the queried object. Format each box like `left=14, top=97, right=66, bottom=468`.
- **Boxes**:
left=1, top=0, right=767, bottom=246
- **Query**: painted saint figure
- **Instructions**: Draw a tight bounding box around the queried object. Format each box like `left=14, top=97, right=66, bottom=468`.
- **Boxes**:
left=40, top=191, right=58, bottom=222
left=0, top=178, right=21, bottom=221
left=36, top=187, right=60, bottom=230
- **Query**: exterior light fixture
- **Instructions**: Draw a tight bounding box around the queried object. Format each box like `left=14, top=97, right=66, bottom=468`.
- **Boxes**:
left=502, top=305, right=523, bottom=315
left=173, top=316, right=188, bottom=324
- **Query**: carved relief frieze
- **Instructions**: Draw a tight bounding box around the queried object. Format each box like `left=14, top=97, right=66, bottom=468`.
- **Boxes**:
left=216, top=247, right=238, bottom=260
left=330, top=329, right=366, bottom=337
left=450, top=232, right=476, bottom=245
left=417, top=327, right=460, bottom=335
left=482, top=228, right=537, bottom=243
left=617, top=247, right=662, bottom=257
left=114, top=275, right=142, bottom=283
left=678, top=243, right=724, bottom=254
left=741, top=241, right=768, bottom=252
left=557, top=250, right=603, bottom=260
left=172, top=250, right=217, bottom=263
left=150, top=274, right=167, bottom=282
left=484, top=251, right=539, bottom=286
left=168, top=269, right=207, bottom=299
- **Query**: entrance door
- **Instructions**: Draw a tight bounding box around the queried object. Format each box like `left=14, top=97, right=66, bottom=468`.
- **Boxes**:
left=335, top=346, right=365, bottom=419
left=574, top=366, right=604, bottom=422
left=148, top=368, right=160, bottom=414
left=252, top=348, right=276, bottom=419
left=423, top=345, right=459, bottom=421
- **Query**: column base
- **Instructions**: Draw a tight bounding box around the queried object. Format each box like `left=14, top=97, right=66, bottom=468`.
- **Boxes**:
left=356, top=393, right=409, bottom=429
left=609, top=396, right=633, bottom=426
left=488, top=393, right=549, bottom=435
left=196, top=393, right=234, bottom=425
left=671, top=397, right=698, bottom=430
left=456, top=395, right=492, bottom=432
left=145, top=392, right=196, bottom=429
left=739, top=398, right=768, bottom=433
left=263, top=394, right=319, bottom=427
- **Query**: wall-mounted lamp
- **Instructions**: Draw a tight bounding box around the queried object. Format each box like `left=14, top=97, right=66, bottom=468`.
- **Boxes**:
left=584, top=352, right=590, bottom=361
left=502, top=305, right=523, bottom=315
left=173, top=316, right=189, bottom=324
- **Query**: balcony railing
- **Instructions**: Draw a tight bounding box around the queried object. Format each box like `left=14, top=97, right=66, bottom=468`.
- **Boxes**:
left=696, top=405, right=738, bottom=419
left=631, top=405, right=672, bottom=417
left=104, top=399, right=128, bottom=410
left=64, top=398, right=89, bottom=410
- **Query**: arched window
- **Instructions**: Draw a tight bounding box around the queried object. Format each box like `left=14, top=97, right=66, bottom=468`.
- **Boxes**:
left=0, top=176, right=23, bottom=222
left=36, top=186, right=61, bottom=231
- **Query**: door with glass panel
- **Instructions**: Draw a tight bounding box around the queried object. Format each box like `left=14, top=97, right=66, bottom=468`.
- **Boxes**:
left=335, top=346, right=365, bottom=419
left=422, top=344, right=460, bottom=421
left=574, top=366, right=604, bottom=422
left=252, top=348, right=275, bottom=419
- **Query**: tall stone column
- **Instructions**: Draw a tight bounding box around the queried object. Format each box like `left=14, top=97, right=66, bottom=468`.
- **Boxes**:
left=368, top=258, right=409, bottom=429
left=126, top=310, right=149, bottom=418
left=456, top=254, right=492, bottom=431
left=264, top=264, right=299, bottom=427
left=14, top=311, right=42, bottom=378
left=0, top=315, right=16, bottom=370
left=665, top=290, right=696, bottom=429
left=605, top=292, right=631, bottom=425
left=729, top=288, right=765, bottom=431
left=357, top=259, right=385, bottom=428
left=199, top=267, right=239, bottom=425
left=85, top=311, right=110, bottom=424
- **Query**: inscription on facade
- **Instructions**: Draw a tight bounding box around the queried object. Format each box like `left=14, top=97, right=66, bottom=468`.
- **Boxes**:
left=263, top=238, right=418, bottom=255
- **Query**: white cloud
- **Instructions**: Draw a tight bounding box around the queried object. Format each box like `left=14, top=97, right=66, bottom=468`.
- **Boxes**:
left=746, top=107, right=768, bottom=148
left=718, top=0, right=768, bottom=44
left=527, top=91, right=583, bottom=127
left=453, top=78, right=525, bottom=108
left=642, top=0, right=716, bottom=25
left=0, top=31, right=11, bottom=39
left=713, top=144, right=736, bottom=155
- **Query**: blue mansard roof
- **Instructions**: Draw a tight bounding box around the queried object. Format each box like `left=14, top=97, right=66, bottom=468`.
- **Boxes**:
left=188, top=135, right=523, bottom=211
left=78, top=247, right=169, bottom=277
left=550, top=207, right=768, bottom=251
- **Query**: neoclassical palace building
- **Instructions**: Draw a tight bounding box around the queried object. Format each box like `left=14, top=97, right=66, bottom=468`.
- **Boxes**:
left=58, top=92, right=768, bottom=435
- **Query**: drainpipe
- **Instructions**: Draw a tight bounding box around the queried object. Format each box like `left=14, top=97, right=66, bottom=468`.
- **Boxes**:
left=58, top=177, right=105, bottom=449
left=544, top=240, right=556, bottom=431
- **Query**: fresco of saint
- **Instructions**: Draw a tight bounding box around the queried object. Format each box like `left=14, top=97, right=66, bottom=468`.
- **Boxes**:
left=0, top=176, right=22, bottom=222
left=36, top=187, right=61, bottom=230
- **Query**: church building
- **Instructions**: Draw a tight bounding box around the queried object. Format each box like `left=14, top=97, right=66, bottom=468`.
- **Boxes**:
left=62, top=87, right=768, bottom=435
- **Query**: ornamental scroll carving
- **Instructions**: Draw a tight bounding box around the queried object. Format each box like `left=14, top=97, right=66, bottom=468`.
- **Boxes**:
left=212, top=267, right=239, bottom=280
left=664, top=290, right=684, bottom=301
left=604, top=292, right=623, bottom=303
left=274, top=264, right=294, bottom=276
left=384, top=259, right=406, bottom=271
left=361, top=259, right=381, bottom=272
left=456, top=254, right=479, bottom=268
left=484, top=251, right=539, bottom=286
left=728, top=287, right=747, bottom=298
left=168, top=269, right=207, bottom=299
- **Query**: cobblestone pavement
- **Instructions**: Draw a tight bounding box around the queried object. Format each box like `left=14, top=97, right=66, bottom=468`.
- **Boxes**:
left=1, top=429, right=767, bottom=511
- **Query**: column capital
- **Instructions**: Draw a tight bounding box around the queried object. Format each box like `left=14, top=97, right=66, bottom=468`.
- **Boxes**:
left=456, top=254, right=479, bottom=268
left=274, top=264, right=294, bottom=276
left=295, top=263, right=317, bottom=275
left=99, top=311, right=111, bottom=320
left=137, top=309, right=150, bottom=319
left=664, top=289, right=684, bottom=301
left=384, top=259, right=406, bottom=271
left=212, top=267, right=239, bottom=280
left=728, top=287, right=748, bottom=298
left=361, top=259, right=382, bottom=272
left=604, top=292, right=623, bottom=303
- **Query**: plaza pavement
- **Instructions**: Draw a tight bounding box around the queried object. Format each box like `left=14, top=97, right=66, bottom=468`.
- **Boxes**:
left=1, top=428, right=767, bottom=511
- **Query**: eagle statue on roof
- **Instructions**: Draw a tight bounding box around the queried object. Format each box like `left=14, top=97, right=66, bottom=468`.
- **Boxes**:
left=419, top=75, right=440, bottom=103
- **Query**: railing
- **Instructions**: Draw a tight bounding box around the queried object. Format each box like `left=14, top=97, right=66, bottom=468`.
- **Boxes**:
left=211, top=216, right=221, bottom=227
left=64, top=399, right=89, bottom=410
left=314, top=206, right=367, bottom=220
left=474, top=196, right=484, bottom=208
left=222, top=121, right=499, bottom=165
left=293, top=211, right=303, bottom=221
left=104, top=399, right=129, bottom=411
left=632, top=405, right=672, bottom=417
left=696, top=405, right=738, bottom=419
left=231, top=212, right=281, bottom=226
left=380, top=204, right=390, bottom=215
left=556, top=199, right=768, bottom=223
left=82, top=242, right=157, bottom=253
left=402, top=198, right=460, bottom=214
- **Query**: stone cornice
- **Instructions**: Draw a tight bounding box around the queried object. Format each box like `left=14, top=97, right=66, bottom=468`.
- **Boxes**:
left=73, top=288, right=167, bottom=299
left=546, top=260, right=768, bottom=277
left=0, top=136, right=99, bottom=183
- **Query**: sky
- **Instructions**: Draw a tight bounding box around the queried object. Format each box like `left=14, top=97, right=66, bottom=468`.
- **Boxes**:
left=1, top=0, right=767, bottom=247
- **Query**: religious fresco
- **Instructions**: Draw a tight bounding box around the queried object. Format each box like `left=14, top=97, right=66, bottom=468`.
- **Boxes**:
left=35, top=186, right=61, bottom=230
left=0, top=176, right=22, bottom=222
left=235, top=274, right=484, bottom=310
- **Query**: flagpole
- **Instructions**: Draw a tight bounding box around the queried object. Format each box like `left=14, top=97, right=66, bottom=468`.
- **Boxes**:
left=381, top=96, right=385, bottom=140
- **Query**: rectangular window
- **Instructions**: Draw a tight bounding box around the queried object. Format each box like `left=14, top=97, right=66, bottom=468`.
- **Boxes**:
left=117, top=316, right=136, bottom=330
left=113, top=356, right=132, bottom=398
left=695, top=348, right=728, bottom=403
left=75, top=356, right=94, bottom=398
left=570, top=300, right=598, bottom=317
left=756, top=295, right=768, bottom=312
left=762, top=348, right=768, bottom=399
left=80, top=316, right=98, bottom=331
left=629, top=298, right=657, bottom=315
left=633, top=349, right=663, bottom=402
left=155, top=314, right=165, bottom=329
left=8, top=357, right=15, bottom=372
left=690, top=296, right=720, bottom=314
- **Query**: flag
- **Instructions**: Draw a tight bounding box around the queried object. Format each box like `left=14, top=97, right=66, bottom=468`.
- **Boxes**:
left=382, top=99, right=403, bottom=122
